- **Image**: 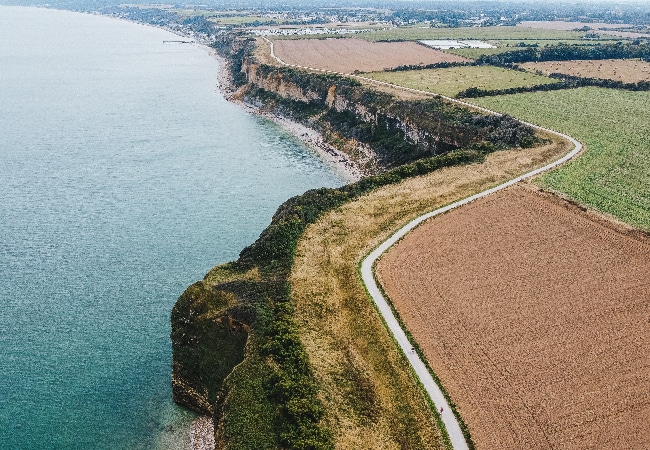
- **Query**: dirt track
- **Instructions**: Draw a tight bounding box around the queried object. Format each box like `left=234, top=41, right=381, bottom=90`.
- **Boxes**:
left=376, top=185, right=650, bottom=449
left=271, top=38, right=469, bottom=73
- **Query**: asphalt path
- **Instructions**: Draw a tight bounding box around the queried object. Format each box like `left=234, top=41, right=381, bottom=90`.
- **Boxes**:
left=264, top=36, right=583, bottom=449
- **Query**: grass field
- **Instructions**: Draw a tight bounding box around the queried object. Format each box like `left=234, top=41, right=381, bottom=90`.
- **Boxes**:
left=365, top=65, right=558, bottom=97
left=445, top=39, right=619, bottom=59
left=474, top=87, right=650, bottom=231
left=209, top=15, right=283, bottom=25
left=358, top=26, right=592, bottom=42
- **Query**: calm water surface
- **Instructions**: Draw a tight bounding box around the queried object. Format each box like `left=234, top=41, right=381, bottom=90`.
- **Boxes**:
left=0, top=7, right=344, bottom=449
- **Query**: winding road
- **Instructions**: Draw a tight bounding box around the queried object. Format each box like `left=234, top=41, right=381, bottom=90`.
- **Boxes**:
left=264, top=36, right=583, bottom=449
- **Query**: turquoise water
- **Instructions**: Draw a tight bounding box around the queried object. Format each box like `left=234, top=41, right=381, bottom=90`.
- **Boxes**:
left=0, top=7, right=344, bottom=449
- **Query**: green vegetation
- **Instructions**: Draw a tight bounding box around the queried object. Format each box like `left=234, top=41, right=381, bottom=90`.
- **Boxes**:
left=475, top=41, right=650, bottom=66
left=444, top=46, right=515, bottom=59
left=172, top=96, right=540, bottom=445
left=445, top=39, right=620, bottom=59
left=359, top=26, right=592, bottom=42
left=174, top=8, right=290, bottom=25
left=365, top=65, right=558, bottom=97
left=474, top=88, right=650, bottom=230
left=456, top=74, right=650, bottom=99
left=209, top=15, right=275, bottom=25
left=172, top=149, right=492, bottom=448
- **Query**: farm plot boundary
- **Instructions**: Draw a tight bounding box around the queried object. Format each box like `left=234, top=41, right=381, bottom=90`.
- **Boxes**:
left=375, top=185, right=650, bottom=449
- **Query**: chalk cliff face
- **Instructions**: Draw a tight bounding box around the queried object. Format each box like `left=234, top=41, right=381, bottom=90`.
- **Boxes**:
left=245, top=62, right=323, bottom=103
left=235, top=58, right=534, bottom=172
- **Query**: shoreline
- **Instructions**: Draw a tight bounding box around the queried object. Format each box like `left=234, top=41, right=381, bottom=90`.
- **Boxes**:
left=181, top=42, right=363, bottom=450
left=196, top=43, right=363, bottom=183
left=188, top=416, right=215, bottom=450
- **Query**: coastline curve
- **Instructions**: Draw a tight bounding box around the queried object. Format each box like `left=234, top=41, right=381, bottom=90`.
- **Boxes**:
left=263, top=35, right=583, bottom=449
left=359, top=128, right=580, bottom=450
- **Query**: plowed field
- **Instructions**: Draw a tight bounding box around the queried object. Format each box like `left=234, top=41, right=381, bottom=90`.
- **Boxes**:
left=521, top=59, right=650, bottom=83
left=376, top=185, right=650, bottom=449
left=271, top=38, right=469, bottom=73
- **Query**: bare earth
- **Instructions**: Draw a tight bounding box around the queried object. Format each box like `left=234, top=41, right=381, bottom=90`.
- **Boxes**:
left=521, top=59, right=650, bottom=83
left=271, top=38, right=469, bottom=73
left=376, top=185, right=650, bottom=449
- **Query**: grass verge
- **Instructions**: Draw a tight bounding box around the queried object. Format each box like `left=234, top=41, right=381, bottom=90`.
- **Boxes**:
left=290, top=133, right=570, bottom=448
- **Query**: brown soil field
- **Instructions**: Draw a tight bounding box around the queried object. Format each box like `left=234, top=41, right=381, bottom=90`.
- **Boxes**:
left=271, top=38, right=469, bottom=73
left=521, top=59, right=650, bottom=83
left=376, top=185, right=650, bottom=449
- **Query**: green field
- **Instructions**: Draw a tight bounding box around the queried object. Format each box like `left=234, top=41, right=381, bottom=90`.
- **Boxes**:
left=474, top=88, right=650, bottom=231
left=358, top=26, right=590, bottom=42
left=208, top=14, right=287, bottom=25
left=444, top=46, right=516, bottom=59
left=445, top=39, right=620, bottom=59
left=365, top=65, right=558, bottom=97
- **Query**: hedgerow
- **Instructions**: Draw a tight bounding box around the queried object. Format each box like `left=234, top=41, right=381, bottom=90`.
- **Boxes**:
left=456, top=73, right=650, bottom=98
left=475, top=41, right=650, bottom=66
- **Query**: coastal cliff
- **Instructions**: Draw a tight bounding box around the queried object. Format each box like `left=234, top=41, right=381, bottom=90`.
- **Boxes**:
left=171, top=32, right=541, bottom=448
left=214, top=35, right=536, bottom=175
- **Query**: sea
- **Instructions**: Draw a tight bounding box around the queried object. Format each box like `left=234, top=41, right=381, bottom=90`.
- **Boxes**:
left=0, top=6, right=345, bottom=449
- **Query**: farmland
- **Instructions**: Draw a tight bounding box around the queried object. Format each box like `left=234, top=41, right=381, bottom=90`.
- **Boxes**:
left=270, top=38, right=469, bottom=73
left=267, top=25, right=620, bottom=58
left=356, top=25, right=620, bottom=57
left=359, top=26, right=589, bottom=42
left=375, top=185, right=650, bottom=449
left=291, top=136, right=570, bottom=449
left=365, top=65, right=558, bottom=97
left=518, top=20, right=650, bottom=39
left=175, top=12, right=650, bottom=447
left=473, top=88, right=650, bottom=231
left=520, top=59, right=650, bottom=83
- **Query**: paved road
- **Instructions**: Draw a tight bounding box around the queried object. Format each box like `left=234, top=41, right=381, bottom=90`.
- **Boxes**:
left=359, top=125, right=580, bottom=449
left=264, top=36, right=583, bottom=449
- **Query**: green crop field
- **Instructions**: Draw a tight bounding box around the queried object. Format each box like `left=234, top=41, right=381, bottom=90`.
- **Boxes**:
left=445, top=39, right=619, bottom=59
left=444, top=46, right=516, bottom=59
left=262, top=26, right=585, bottom=42
left=474, top=88, right=650, bottom=231
left=208, top=14, right=287, bottom=25
left=358, top=26, right=590, bottom=42
left=365, top=65, right=558, bottom=97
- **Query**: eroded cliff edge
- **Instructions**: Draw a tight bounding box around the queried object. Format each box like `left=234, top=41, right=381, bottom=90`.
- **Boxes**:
left=171, top=33, right=541, bottom=449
